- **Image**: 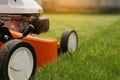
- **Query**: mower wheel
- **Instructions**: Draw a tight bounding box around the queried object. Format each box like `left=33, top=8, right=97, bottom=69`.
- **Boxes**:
left=0, top=39, right=36, bottom=80
left=60, top=29, right=78, bottom=53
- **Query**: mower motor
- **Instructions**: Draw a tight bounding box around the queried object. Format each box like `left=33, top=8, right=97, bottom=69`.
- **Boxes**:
left=0, top=14, right=49, bottom=34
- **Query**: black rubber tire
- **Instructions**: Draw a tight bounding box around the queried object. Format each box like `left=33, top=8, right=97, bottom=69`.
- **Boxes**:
left=0, top=39, right=36, bottom=80
left=60, top=29, right=78, bottom=53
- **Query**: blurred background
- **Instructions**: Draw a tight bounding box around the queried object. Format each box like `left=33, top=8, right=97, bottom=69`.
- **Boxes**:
left=32, top=0, right=120, bottom=80
left=36, top=0, right=120, bottom=13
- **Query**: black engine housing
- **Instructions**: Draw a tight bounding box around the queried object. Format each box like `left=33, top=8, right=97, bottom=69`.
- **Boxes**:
left=30, top=16, right=49, bottom=34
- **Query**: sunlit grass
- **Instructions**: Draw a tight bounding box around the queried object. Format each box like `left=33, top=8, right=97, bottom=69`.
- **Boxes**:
left=39, top=14, right=119, bottom=41
left=32, top=13, right=120, bottom=80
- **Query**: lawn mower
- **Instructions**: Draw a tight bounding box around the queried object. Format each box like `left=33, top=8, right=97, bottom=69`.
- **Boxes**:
left=0, top=0, right=78, bottom=80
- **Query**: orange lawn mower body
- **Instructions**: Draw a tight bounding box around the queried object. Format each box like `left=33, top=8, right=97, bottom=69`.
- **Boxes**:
left=14, top=30, right=59, bottom=67
left=0, top=30, right=58, bottom=67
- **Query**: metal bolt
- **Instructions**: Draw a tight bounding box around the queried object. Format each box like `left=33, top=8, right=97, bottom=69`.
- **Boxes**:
left=4, top=35, right=9, bottom=40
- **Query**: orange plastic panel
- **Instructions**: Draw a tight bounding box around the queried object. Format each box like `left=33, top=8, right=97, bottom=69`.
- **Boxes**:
left=11, top=31, right=58, bottom=67
left=0, top=42, right=3, bottom=47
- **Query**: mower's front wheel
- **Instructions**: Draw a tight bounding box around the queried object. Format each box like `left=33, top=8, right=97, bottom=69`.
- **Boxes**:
left=60, top=29, right=78, bottom=53
left=0, top=39, right=36, bottom=80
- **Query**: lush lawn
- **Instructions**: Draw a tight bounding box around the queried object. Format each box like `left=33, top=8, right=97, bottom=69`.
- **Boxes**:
left=32, top=13, right=120, bottom=80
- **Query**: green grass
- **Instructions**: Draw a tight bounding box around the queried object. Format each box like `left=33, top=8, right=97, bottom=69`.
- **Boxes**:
left=32, top=13, right=120, bottom=80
